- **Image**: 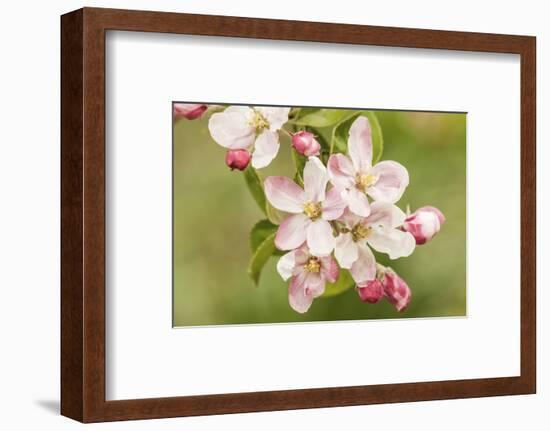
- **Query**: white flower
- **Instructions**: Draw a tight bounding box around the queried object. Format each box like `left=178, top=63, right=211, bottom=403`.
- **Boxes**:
left=328, top=116, right=409, bottom=217
left=264, top=157, right=346, bottom=257
left=208, top=106, right=290, bottom=169
left=334, top=202, right=415, bottom=284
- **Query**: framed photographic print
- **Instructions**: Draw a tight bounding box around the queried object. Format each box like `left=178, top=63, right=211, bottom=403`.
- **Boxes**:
left=61, top=7, right=536, bottom=422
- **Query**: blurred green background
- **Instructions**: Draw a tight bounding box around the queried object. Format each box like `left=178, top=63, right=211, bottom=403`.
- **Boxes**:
left=173, top=107, right=466, bottom=327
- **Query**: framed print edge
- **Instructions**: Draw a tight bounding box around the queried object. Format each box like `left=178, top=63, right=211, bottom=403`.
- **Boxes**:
left=60, top=7, right=536, bottom=423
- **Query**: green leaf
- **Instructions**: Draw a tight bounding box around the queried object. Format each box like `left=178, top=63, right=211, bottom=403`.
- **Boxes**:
left=322, top=269, right=355, bottom=297
left=330, top=111, right=384, bottom=163
left=243, top=166, right=267, bottom=215
left=291, top=148, right=307, bottom=186
left=291, top=109, right=350, bottom=128
left=249, top=219, right=278, bottom=252
left=247, top=232, right=277, bottom=286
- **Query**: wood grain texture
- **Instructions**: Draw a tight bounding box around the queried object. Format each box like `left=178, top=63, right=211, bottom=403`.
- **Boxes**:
left=60, top=7, right=537, bottom=423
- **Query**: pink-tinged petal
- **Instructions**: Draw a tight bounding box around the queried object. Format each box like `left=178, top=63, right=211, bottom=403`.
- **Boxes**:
left=292, top=243, right=311, bottom=266
left=288, top=272, right=314, bottom=313
left=366, top=201, right=407, bottom=229
left=320, top=255, right=339, bottom=283
left=349, top=244, right=377, bottom=284
left=367, top=228, right=415, bottom=259
left=348, top=116, right=373, bottom=172
left=337, top=207, right=363, bottom=229
left=264, top=176, right=305, bottom=213
left=173, top=103, right=208, bottom=120
left=368, top=161, right=409, bottom=203
left=303, top=156, right=328, bottom=202
left=275, top=214, right=309, bottom=251
left=344, top=187, right=371, bottom=217
left=383, top=271, right=411, bottom=312
left=255, top=107, right=291, bottom=131
left=304, top=273, right=326, bottom=298
left=306, top=219, right=335, bottom=256
left=322, top=187, right=347, bottom=220
left=251, top=130, right=280, bottom=169
left=334, top=233, right=359, bottom=269
left=357, top=279, right=385, bottom=303
left=402, top=206, right=445, bottom=245
left=276, top=250, right=296, bottom=281
left=327, top=154, right=356, bottom=190
left=208, top=107, right=255, bottom=149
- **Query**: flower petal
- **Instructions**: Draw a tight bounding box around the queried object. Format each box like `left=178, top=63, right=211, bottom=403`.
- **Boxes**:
left=306, top=219, right=335, bottom=256
left=276, top=250, right=296, bottom=281
left=367, top=228, right=416, bottom=259
left=334, top=232, right=359, bottom=269
left=251, top=130, right=280, bottom=169
left=208, top=106, right=255, bottom=149
left=255, top=107, right=291, bottom=131
left=275, top=214, right=309, bottom=251
left=320, top=255, right=339, bottom=283
left=348, top=116, right=373, bottom=172
left=366, top=201, right=407, bottom=229
left=322, top=187, right=347, bottom=220
left=288, top=272, right=314, bottom=313
left=337, top=207, right=363, bottom=229
left=368, top=161, right=409, bottom=203
left=349, top=243, right=377, bottom=284
left=327, top=154, right=356, bottom=190
left=344, top=187, right=371, bottom=217
left=304, top=273, right=326, bottom=298
left=264, top=176, right=305, bottom=213
left=303, top=156, right=329, bottom=203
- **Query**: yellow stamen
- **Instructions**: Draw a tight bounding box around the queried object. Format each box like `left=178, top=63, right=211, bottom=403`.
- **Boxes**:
left=352, top=224, right=371, bottom=242
left=249, top=111, right=269, bottom=130
left=303, top=201, right=322, bottom=220
left=355, top=173, right=377, bottom=192
left=304, top=257, right=321, bottom=273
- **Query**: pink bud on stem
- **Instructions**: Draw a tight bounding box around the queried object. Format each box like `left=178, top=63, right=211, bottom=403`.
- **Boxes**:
left=402, top=206, right=445, bottom=245
left=173, top=103, right=208, bottom=120
left=291, top=131, right=321, bottom=157
left=225, top=149, right=251, bottom=171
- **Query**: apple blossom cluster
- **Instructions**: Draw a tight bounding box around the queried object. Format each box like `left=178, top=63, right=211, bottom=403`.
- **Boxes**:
left=174, top=103, right=445, bottom=314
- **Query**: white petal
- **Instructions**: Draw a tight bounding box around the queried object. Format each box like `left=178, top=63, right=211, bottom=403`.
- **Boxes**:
left=344, top=187, right=371, bottom=217
left=337, top=207, right=363, bottom=229
left=349, top=243, right=377, bottom=284
left=322, top=187, right=347, bottom=220
left=276, top=251, right=296, bottom=281
left=348, top=116, right=373, bottom=172
left=334, top=233, right=359, bottom=269
left=255, top=107, right=291, bottom=131
left=275, top=214, right=310, bottom=251
left=368, top=161, right=409, bottom=203
left=252, top=130, right=280, bottom=169
left=306, top=219, right=335, bottom=256
left=368, top=228, right=416, bottom=259
left=264, top=176, right=305, bottom=213
left=208, top=107, right=255, bottom=149
left=366, top=201, right=407, bottom=229
left=303, top=156, right=329, bottom=203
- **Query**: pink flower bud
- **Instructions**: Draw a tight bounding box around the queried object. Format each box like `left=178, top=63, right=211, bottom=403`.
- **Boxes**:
left=225, top=149, right=251, bottom=171
left=357, top=279, right=385, bottom=303
left=173, top=103, right=208, bottom=120
left=291, top=131, right=321, bottom=157
left=402, top=206, right=445, bottom=245
left=382, top=271, right=411, bottom=312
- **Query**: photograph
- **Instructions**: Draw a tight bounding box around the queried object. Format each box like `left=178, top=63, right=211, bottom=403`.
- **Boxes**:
left=173, top=103, right=466, bottom=327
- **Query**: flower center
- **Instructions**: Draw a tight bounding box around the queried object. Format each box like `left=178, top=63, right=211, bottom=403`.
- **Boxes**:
left=304, top=257, right=321, bottom=273
left=355, top=173, right=377, bottom=192
left=249, top=111, right=269, bottom=130
left=352, top=224, right=371, bottom=242
left=303, top=201, right=322, bottom=220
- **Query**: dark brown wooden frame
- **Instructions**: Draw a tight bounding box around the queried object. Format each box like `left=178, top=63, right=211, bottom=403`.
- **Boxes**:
left=61, top=7, right=536, bottom=423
